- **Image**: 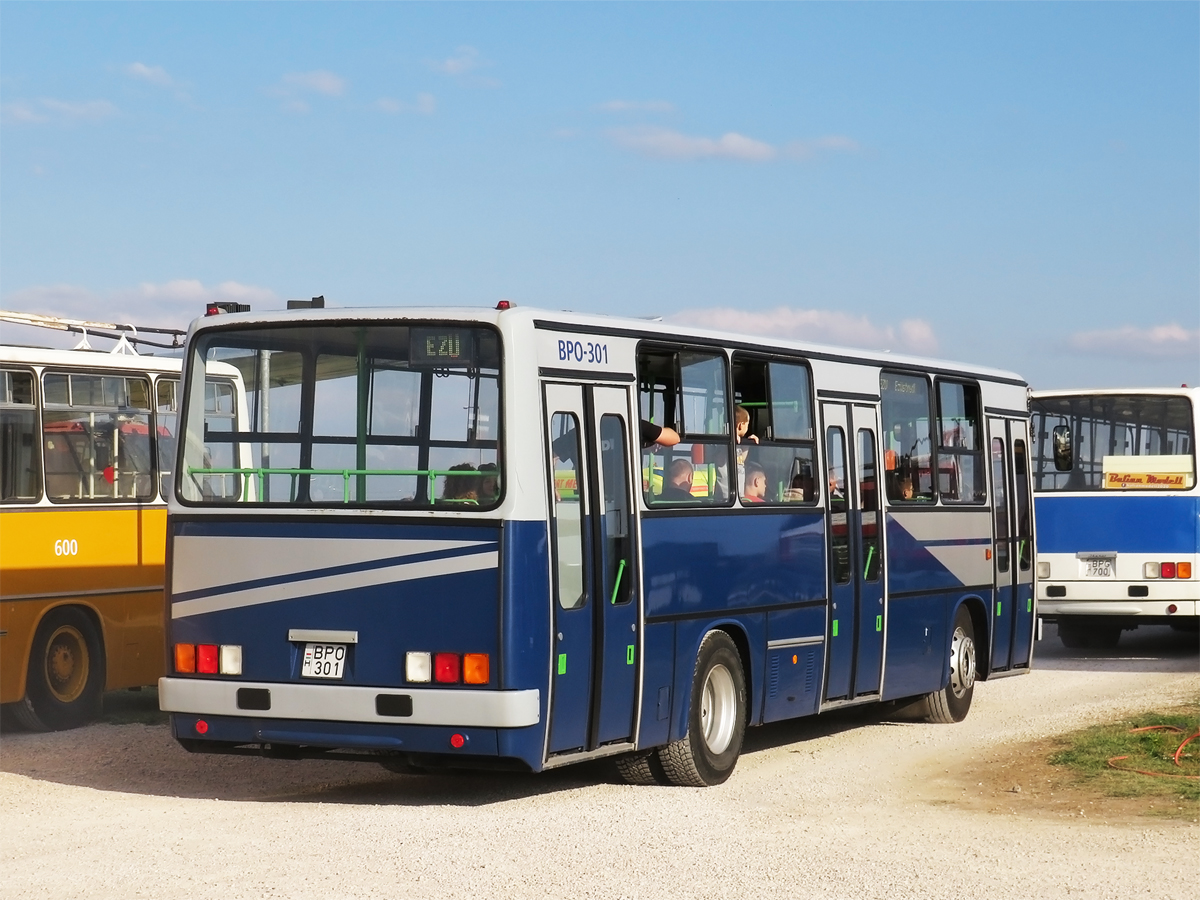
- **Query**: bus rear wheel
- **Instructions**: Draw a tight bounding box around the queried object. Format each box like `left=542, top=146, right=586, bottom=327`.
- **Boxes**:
left=658, top=631, right=746, bottom=787
left=11, top=607, right=105, bottom=732
left=923, top=605, right=976, bottom=724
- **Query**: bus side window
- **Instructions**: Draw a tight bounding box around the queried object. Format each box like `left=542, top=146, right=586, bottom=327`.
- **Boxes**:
left=881, top=372, right=935, bottom=504
left=639, top=347, right=730, bottom=506
left=730, top=354, right=817, bottom=505
left=936, top=380, right=985, bottom=503
left=42, top=372, right=153, bottom=502
left=0, top=369, right=42, bottom=502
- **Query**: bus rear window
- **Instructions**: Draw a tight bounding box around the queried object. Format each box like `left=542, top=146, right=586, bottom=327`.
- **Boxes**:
left=179, top=324, right=502, bottom=508
left=1032, top=394, right=1195, bottom=492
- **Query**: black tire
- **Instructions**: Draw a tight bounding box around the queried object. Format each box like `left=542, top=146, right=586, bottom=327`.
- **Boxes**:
left=12, top=607, right=105, bottom=732
left=615, top=750, right=668, bottom=786
left=658, top=631, right=747, bottom=787
left=1086, top=623, right=1122, bottom=649
left=923, top=605, right=976, bottom=724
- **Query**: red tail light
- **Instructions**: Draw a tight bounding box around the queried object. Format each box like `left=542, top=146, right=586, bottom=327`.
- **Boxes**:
left=1161, top=562, right=1177, bottom=579
left=435, top=652, right=461, bottom=683
left=197, top=644, right=219, bottom=674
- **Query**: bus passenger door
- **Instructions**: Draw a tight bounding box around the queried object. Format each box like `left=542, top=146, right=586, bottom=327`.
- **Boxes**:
left=544, top=384, right=595, bottom=754
left=988, top=418, right=1016, bottom=670
left=543, top=382, right=640, bottom=755
left=587, top=387, right=639, bottom=746
left=850, top=405, right=884, bottom=697
left=822, top=405, right=856, bottom=701
left=1009, top=420, right=1035, bottom=668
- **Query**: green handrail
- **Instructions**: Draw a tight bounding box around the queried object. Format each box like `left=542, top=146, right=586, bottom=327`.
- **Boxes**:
left=187, top=467, right=497, bottom=505
left=610, top=559, right=627, bottom=605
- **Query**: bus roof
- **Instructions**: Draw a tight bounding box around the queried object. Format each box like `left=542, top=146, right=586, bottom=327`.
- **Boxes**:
left=187, top=304, right=1028, bottom=387
left=1, top=344, right=185, bottom=373
left=1032, top=386, right=1199, bottom=400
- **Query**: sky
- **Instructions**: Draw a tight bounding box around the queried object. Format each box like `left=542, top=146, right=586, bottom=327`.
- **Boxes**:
left=1, top=2, right=1197, bottom=389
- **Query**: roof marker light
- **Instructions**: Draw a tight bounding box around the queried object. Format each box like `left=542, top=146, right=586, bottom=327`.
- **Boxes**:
left=496, top=299, right=514, bottom=311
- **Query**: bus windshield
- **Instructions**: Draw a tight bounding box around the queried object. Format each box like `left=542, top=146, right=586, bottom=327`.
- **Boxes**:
left=179, top=323, right=502, bottom=508
left=1032, top=393, right=1195, bottom=492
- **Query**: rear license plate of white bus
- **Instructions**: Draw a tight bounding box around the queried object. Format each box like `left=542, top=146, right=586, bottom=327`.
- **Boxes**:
left=301, top=643, right=346, bottom=679
left=1083, top=559, right=1113, bottom=578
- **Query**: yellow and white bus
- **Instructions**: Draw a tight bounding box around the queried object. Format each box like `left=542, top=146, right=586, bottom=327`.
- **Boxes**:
left=0, top=344, right=193, bottom=729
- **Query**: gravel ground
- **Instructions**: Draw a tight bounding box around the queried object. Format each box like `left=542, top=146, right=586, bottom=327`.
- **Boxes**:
left=2, top=625, right=1197, bottom=900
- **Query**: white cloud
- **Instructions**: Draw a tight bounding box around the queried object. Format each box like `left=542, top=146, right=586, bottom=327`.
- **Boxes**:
left=2, top=98, right=117, bottom=125
left=282, top=70, right=347, bottom=97
left=607, top=126, right=861, bottom=163
left=1068, top=323, right=1199, bottom=358
left=784, top=135, right=861, bottom=160
left=2, top=280, right=280, bottom=340
left=377, top=93, right=436, bottom=115
left=40, top=99, right=119, bottom=121
left=124, top=62, right=174, bottom=87
left=597, top=100, right=675, bottom=113
left=608, top=126, right=776, bottom=162
left=433, top=46, right=482, bottom=76
left=669, top=306, right=940, bottom=356
left=1, top=102, right=48, bottom=124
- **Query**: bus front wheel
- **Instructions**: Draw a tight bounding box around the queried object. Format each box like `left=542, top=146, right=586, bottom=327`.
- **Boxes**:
left=11, top=607, right=105, bottom=732
left=658, top=631, right=747, bottom=787
left=923, top=605, right=976, bottom=724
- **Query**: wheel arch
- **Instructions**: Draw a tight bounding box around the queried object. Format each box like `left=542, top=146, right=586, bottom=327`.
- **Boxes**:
left=27, top=601, right=109, bottom=697
left=672, top=620, right=754, bottom=742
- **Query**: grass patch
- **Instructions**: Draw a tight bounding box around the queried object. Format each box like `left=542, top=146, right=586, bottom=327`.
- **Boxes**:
left=1048, top=703, right=1200, bottom=815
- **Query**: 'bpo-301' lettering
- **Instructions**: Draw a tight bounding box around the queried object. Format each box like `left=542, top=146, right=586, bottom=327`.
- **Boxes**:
left=558, top=339, right=609, bottom=366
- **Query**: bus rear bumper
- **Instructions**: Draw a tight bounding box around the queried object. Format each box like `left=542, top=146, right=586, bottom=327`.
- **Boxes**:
left=159, top=677, right=540, bottom=728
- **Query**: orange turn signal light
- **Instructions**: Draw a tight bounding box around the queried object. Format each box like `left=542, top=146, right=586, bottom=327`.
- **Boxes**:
left=1178, top=562, right=1193, bottom=579
left=175, top=643, right=196, bottom=674
left=463, top=653, right=490, bottom=685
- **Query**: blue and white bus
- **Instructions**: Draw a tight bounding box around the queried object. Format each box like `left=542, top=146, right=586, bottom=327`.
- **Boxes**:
left=159, top=304, right=1034, bottom=785
left=1031, top=388, right=1198, bottom=648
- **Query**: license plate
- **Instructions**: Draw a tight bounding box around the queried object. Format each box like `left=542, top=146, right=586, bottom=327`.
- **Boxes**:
left=301, top=643, right=346, bottom=679
left=1084, top=559, right=1113, bottom=578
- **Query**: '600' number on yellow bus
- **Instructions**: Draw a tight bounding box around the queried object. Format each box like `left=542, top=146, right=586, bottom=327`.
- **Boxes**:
left=54, top=539, right=79, bottom=556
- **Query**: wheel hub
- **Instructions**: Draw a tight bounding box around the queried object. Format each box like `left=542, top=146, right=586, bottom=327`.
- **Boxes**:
left=948, top=625, right=976, bottom=699
left=700, top=663, right=737, bottom=754
left=45, top=625, right=88, bottom=704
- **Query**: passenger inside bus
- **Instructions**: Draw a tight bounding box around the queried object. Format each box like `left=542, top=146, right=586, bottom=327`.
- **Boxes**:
left=660, top=458, right=695, bottom=501
left=477, top=462, right=499, bottom=502
left=442, top=463, right=480, bottom=503
left=742, top=462, right=767, bottom=503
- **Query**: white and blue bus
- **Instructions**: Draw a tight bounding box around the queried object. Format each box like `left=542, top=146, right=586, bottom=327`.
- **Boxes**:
left=1031, top=388, right=1198, bottom=648
left=159, top=305, right=1034, bottom=785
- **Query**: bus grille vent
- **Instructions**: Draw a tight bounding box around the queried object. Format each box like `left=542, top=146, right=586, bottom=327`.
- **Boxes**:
left=768, top=655, right=781, bottom=699
left=804, top=651, right=816, bottom=694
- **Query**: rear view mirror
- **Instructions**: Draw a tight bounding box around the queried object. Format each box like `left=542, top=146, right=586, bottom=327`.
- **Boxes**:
left=1052, top=425, right=1072, bottom=472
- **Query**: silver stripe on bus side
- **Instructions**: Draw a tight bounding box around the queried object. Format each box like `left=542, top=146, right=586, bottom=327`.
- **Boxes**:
left=158, top=677, right=540, bottom=728
left=766, top=635, right=825, bottom=650
left=171, top=549, right=499, bottom=620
